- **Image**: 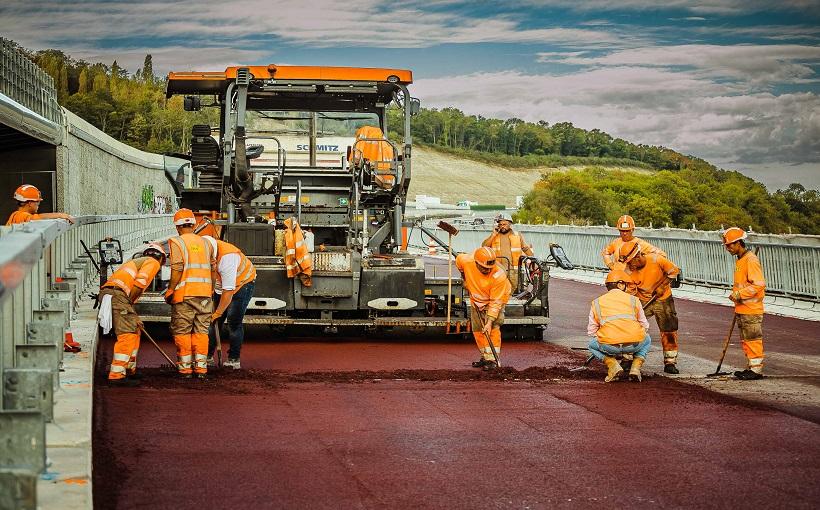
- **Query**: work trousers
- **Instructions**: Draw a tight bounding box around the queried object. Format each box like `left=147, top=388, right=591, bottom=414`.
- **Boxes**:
left=588, top=334, right=652, bottom=361
left=471, top=305, right=505, bottom=362
left=171, top=297, right=213, bottom=374
left=209, top=282, right=255, bottom=360
left=101, top=288, right=141, bottom=380
left=643, top=296, right=679, bottom=365
left=737, top=313, right=764, bottom=374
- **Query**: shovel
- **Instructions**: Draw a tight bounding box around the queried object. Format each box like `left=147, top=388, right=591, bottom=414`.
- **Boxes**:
left=707, top=314, right=736, bottom=377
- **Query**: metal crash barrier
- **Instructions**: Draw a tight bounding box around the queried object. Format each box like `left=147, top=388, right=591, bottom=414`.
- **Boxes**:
left=0, top=215, right=172, bottom=506
left=411, top=222, right=820, bottom=302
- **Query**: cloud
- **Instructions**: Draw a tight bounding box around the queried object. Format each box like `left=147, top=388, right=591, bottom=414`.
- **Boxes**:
left=520, top=1, right=819, bottom=15
left=412, top=68, right=820, bottom=169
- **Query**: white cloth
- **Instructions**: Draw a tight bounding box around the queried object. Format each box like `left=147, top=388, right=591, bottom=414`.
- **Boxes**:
left=98, top=294, right=113, bottom=334
left=217, top=252, right=241, bottom=292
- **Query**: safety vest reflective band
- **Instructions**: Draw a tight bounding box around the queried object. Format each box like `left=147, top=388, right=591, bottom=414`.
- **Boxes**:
left=592, top=290, right=646, bottom=345
left=168, top=234, right=213, bottom=303
left=102, top=257, right=161, bottom=301
left=214, top=239, right=256, bottom=291
left=492, top=233, right=524, bottom=267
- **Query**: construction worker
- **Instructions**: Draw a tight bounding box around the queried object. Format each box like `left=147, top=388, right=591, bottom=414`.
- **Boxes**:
left=481, top=213, right=534, bottom=291
left=723, top=227, right=765, bottom=380
left=588, top=271, right=651, bottom=382
left=620, top=240, right=682, bottom=374
left=6, top=184, right=74, bottom=225
left=601, top=215, right=665, bottom=272
left=99, top=244, right=165, bottom=386
left=202, top=236, right=256, bottom=369
left=166, top=209, right=216, bottom=378
left=456, top=247, right=512, bottom=371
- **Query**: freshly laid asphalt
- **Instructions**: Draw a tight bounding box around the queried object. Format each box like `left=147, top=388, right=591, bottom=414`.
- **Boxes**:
left=93, top=279, right=820, bottom=509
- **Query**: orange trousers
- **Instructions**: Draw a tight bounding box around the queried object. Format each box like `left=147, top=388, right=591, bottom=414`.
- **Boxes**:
left=108, top=332, right=141, bottom=380
left=742, top=339, right=764, bottom=374
left=174, top=333, right=209, bottom=375
left=473, top=328, right=502, bottom=362
left=660, top=331, right=678, bottom=364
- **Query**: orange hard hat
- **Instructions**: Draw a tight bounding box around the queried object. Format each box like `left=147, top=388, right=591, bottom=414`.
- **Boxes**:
left=13, top=184, right=43, bottom=202
left=618, top=240, right=642, bottom=263
left=722, top=227, right=747, bottom=245
left=616, top=215, right=635, bottom=231
left=143, top=242, right=166, bottom=264
left=173, top=208, right=196, bottom=226
left=473, top=246, right=497, bottom=269
left=605, top=269, right=631, bottom=284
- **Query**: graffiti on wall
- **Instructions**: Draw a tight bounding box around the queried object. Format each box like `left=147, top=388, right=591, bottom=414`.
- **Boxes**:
left=138, top=185, right=175, bottom=214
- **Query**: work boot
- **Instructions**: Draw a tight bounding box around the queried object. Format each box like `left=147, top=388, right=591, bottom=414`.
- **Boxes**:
left=734, top=369, right=763, bottom=380
left=471, top=358, right=488, bottom=368
left=206, top=357, right=215, bottom=368
left=224, top=358, right=241, bottom=370
left=482, top=360, right=498, bottom=371
left=126, top=372, right=143, bottom=380
left=663, top=364, right=679, bottom=374
left=179, top=372, right=193, bottom=379
left=628, top=357, right=644, bottom=382
left=603, top=356, right=623, bottom=382
left=195, top=373, right=207, bottom=380
left=109, top=378, right=139, bottom=387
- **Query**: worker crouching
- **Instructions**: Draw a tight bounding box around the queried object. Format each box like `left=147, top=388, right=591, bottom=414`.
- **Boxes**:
left=588, top=271, right=651, bottom=382
left=620, top=240, right=682, bottom=374
left=723, top=227, right=765, bottom=380
left=99, top=244, right=165, bottom=386
left=166, top=209, right=216, bottom=379
left=456, top=247, right=512, bottom=370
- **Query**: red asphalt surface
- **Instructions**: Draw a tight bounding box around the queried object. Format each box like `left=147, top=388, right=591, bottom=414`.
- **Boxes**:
left=93, top=279, right=820, bottom=509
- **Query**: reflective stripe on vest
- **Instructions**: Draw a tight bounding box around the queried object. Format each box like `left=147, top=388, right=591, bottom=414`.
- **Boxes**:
left=492, top=233, right=524, bottom=267
left=169, top=234, right=213, bottom=303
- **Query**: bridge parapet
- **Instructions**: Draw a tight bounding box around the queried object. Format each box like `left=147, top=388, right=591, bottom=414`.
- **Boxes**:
left=415, top=222, right=820, bottom=302
left=0, top=38, right=61, bottom=125
left=0, top=215, right=173, bottom=505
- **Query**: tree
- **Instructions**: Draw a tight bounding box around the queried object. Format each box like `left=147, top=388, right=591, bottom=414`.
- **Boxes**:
left=142, top=54, right=154, bottom=83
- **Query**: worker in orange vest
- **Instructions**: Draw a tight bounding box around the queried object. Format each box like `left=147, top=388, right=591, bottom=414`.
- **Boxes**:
left=723, top=227, right=765, bottom=380
left=588, top=270, right=652, bottom=383
left=620, top=240, right=682, bottom=374
left=98, top=243, right=165, bottom=386
left=6, top=184, right=74, bottom=225
left=481, top=213, right=533, bottom=292
left=456, top=247, right=512, bottom=371
left=202, top=236, right=256, bottom=369
left=601, top=215, right=665, bottom=272
left=166, top=209, right=216, bottom=378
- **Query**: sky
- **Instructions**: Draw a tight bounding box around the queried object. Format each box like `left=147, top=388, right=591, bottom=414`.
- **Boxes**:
left=1, top=0, right=819, bottom=190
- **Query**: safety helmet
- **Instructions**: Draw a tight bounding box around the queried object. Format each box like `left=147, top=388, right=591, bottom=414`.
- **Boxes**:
left=722, top=227, right=747, bottom=245
left=201, top=235, right=218, bottom=255
left=143, top=243, right=166, bottom=264
left=496, top=212, right=513, bottom=223
left=618, top=240, right=642, bottom=263
left=173, top=208, right=196, bottom=226
left=473, top=246, right=497, bottom=269
left=13, top=184, right=43, bottom=202
left=616, top=215, right=635, bottom=231
left=605, top=270, right=631, bottom=284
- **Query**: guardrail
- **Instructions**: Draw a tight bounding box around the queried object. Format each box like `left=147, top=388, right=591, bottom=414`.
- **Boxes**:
left=0, top=215, right=173, bottom=506
left=0, top=38, right=62, bottom=125
left=410, top=222, right=820, bottom=301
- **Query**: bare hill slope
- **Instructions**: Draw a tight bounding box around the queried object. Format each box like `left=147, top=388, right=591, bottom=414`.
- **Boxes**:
left=408, top=147, right=650, bottom=207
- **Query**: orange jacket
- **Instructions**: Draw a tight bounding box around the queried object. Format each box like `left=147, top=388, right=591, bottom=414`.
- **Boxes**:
left=284, top=218, right=312, bottom=279
left=167, top=233, right=214, bottom=303
left=455, top=253, right=511, bottom=320
left=733, top=251, right=765, bottom=314
left=102, top=257, right=161, bottom=302
left=591, top=289, right=646, bottom=344
left=602, top=237, right=666, bottom=271
left=6, top=210, right=40, bottom=225
left=213, top=239, right=256, bottom=292
left=627, top=253, right=680, bottom=302
left=350, top=125, right=395, bottom=188
left=483, top=231, right=533, bottom=269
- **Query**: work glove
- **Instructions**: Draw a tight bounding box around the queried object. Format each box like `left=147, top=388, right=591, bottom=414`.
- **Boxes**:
left=481, top=319, right=493, bottom=337
left=211, top=312, right=222, bottom=322
left=729, top=290, right=741, bottom=303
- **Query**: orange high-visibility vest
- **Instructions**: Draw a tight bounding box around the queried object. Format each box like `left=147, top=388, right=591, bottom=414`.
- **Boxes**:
left=733, top=251, right=765, bottom=314
left=455, top=253, right=511, bottom=319
left=284, top=218, right=313, bottom=279
left=6, top=210, right=36, bottom=225
left=627, top=253, right=680, bottom=302
left=591, top=289, right=646, bottom=344
left=213, top=239, right=256, bottom=291
left=103, top=257, right=161, bottom=301
left=491, top=232, right=525, bottom=268
left=168, top=233, right=213, bottom=303
left=602, top=237, right=666, bottom=271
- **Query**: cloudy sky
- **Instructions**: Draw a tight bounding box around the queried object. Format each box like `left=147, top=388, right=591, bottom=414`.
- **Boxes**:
left=2, top=0, right=819, bottom=189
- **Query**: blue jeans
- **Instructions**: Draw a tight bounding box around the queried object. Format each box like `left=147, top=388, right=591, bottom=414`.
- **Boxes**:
left=209, top=281, right=255, bottom=360
left=588, top=334, right=651, bottom=361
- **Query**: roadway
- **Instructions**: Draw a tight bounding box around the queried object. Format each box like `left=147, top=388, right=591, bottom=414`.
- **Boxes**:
left=92, top=279, right=820, bottom=509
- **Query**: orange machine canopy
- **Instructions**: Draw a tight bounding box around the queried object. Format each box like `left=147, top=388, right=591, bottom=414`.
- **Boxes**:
left=166, top=65, right=413, bottom=97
